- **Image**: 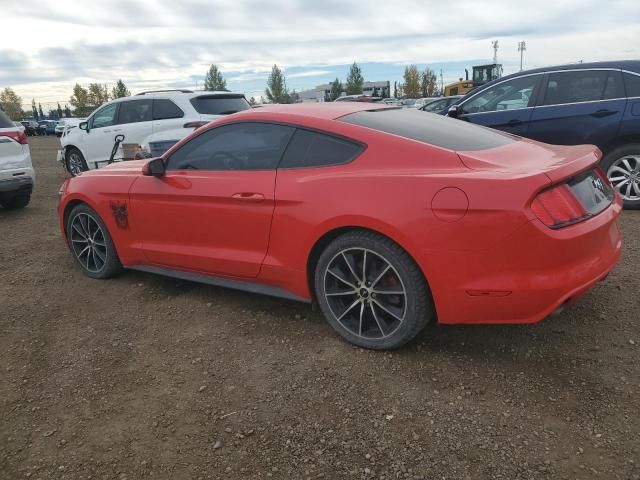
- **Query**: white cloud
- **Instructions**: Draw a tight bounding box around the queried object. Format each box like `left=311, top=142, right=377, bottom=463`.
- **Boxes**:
left=2, top=0, right=639, bottom=107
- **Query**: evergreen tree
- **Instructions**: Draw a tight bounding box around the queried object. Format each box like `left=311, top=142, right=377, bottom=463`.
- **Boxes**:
left=31, top=99, right=38, bottom=119
left=64, top=105, right=72, bottom=117
left=38, top=103, right=44, bottom=118
left=393, top=81, right=397, bottom=99
left=111, top=79, right=131, bottom=98
left=329, top=77, right=343, bottom=101
left=345, top=62, right=364, bottom=95
left=265, top=64, right=290, bottom=104
left=57, top=103, right=63, bottom=118
left=204, top=64, right=228, bottom=91
left=249, top=97, right=257, bottom=106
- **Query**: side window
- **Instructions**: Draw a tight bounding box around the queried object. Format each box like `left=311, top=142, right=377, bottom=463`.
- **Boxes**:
left=117, top=99, right=152, bottom=124
left=153, top=99, right=184, bottom=120
left=542, top=70, right=615, bottom=106
left=462, top=75, right=539, bottom=114
left=167, top=122, right=294, bottom=171
left=279, top=129, right=363, bottom=169
left=623, top=72, right=640, bottom=97
left=603, top=71, right=624, bottom=99
left=90, top=104, right=118, bottom=129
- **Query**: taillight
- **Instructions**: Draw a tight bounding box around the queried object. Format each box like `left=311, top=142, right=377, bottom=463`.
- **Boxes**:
left=183, top=121, right=208, bottom=130
left=3, top=130, right=28, bottom=145
left=531, top=184, right=589, bottom=229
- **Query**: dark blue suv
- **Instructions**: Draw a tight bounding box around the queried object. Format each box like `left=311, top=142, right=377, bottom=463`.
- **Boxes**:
left=447, top=60, right=640, bottom=209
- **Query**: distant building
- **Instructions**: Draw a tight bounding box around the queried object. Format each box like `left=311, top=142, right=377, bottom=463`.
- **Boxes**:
left=297, top=80, right=390, bottom=102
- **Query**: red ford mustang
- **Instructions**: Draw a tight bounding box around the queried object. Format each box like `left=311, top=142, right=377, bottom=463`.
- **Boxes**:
left=58, top=103, right=623, bottom=349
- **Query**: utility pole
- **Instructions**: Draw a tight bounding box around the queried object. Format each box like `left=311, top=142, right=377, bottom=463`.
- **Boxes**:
left=440, top=69, right=444, bottom=95
left=517, top=41, right=526, bottom=71
left=491, top=40, right=499, bottom=64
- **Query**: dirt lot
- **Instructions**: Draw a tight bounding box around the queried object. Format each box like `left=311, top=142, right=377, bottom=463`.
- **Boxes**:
left=1, top=136, right=639, bottom=480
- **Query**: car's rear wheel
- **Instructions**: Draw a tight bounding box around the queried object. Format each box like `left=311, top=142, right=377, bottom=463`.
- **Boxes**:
left=0, top=192, right=31, bottom=209
left=65, top=147, right=88, bottom=177
left=314, top=230, right=433, bottom=350
left=65, top=204, right=122, bottom=279
left=602, top=144, right=640, bottom=209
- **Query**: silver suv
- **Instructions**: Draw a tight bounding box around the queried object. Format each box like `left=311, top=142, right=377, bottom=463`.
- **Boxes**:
left=0, top=110, right=35, bottom=209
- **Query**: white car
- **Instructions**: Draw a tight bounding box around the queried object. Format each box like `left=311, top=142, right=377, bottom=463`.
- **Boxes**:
left=58, top=90, right=250, bottom=175
left=0, top=111, right=35, bottom=209
left=55, top=118, right=83, bottom=137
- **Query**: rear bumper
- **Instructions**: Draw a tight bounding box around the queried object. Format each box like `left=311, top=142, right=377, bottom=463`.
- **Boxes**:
left=0, top=175, right=34, bottom=196
left=425, top=197, right=623, bottom=324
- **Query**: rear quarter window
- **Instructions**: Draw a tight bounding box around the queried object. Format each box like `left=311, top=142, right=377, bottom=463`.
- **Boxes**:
left=190, top=95, right=250, bottom=115
left=340, top=108, right=515, bottom=151
left=623, top=72, right=640, bottom=97
left=279, top=129, right=363, bottom=168
left=0, top=110, right=13, bottom=128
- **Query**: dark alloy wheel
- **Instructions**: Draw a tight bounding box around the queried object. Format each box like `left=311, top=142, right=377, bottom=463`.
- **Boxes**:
left=314, top=230, right=433, bottom=350
left=65, top=204, right=122, bottom=279
left=65, top=148, right=88, bottom=177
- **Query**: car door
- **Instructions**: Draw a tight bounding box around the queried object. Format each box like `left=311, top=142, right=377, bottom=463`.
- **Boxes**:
left=129, top=122, right=295, bottom=278
left=83, top=103, right=119, bottom=167
left=454, top=73, right=543, bottom=136
left=113, top=99, right=153, bottom=150
left=526, top=69, right=626, bottom=148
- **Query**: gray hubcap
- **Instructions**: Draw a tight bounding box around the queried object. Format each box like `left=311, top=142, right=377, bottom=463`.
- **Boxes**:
left=608, top=155, right=640, bottom=201
left=70, top=213, right=107, bottom=273
left=323, top=248, right=407, bottom=340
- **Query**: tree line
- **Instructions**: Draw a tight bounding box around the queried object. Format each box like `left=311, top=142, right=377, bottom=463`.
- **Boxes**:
left=0, top=62, right=442, bottom=121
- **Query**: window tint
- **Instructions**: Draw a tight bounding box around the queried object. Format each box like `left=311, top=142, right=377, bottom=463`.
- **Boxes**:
left=542, top=70, right=622, bottom=106
left=190, top=95, right=250, bottom=115
left=167, top=122, right=294, bottom=171
left=91, top=104, right=118, bottom=129
left=117, top=99, right=152, bottom=124
left=280, top=130, right=363, bottom=169
left=342, top=108, right=515, bottom=151
left=153, top=99, right=184, bottom=120
left=623, top=72, right=640, bottom=97
left=0, top=109, right=13, bottom=128
left=462, top=75, right=539, bottom=114
left=423, top=98, right=448, bottom=112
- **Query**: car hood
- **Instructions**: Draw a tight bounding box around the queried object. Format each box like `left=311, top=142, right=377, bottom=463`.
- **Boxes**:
left=456, top=139, right=601, bottom=183
left=81, top=159, right=149, bottom=176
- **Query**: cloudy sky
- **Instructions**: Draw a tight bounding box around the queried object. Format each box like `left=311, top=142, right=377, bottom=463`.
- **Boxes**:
left=2, top=0, right=639, bottom=110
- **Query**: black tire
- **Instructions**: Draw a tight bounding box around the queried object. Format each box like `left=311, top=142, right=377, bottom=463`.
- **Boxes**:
left=65, top=204, right=122, bottom=279
left=0, top=193, right=31, bottom=209
left=314, top=230, right=434, bottom=350
left=601, top=144, right=640, bottom=210
left=65, top=147, right=88, bottom=177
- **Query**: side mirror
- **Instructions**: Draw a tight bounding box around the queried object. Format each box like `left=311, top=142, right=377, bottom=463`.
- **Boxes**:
left=143, top=158, right=166, bottom=177
left=79, top=121, right=89, bottom=132
left=447, top=105, right=462, bottom=118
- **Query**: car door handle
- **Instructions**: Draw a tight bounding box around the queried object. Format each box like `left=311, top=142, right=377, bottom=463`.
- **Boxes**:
left=232, top=192, right=265, bottom=202
left=507, top=119, right=523, bottom=126
left=590, top=109, right=617, bottom=118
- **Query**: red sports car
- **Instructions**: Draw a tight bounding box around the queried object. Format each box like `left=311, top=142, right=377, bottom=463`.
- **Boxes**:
left=58, top=103, right=623, bottom=349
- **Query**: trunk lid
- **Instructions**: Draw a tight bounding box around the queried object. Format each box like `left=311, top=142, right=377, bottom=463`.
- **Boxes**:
left=456, top=138, right=601, bottom=184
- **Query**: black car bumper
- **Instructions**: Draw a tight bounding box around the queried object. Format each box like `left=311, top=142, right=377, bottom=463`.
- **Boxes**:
left=0, top=177, right=33, bottom=197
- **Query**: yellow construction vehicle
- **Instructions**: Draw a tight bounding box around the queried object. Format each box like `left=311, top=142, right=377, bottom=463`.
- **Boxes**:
left=444, top=63, right=503, bottom=96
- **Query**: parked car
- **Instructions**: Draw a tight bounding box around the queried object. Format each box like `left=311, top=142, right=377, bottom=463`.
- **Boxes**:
left=0, top=110, right=35, bottom=209
left=412, top=97, right=440, bottom=109
left=335, top=95, right=383, bottom=103
left=20, top=120, right=38, bottom=136
left=58, top=103, right=621, bottom=349
left=419, top=95, right=463, bottom=114
left=37, top=121, right=49, bottom=136
left=55, top=118, right=84, bottom=137
left=447, top=60, right=640, bottom=208
left=58, top=90, right=250, bottom=175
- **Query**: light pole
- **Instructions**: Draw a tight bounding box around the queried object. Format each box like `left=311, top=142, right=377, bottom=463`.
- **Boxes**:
left=518, top=41, right=526, bottom=71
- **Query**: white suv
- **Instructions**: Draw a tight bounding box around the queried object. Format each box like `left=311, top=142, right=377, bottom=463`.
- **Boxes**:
left=0, top=110, right=35, bottom=209
left=58, top=90, right=250, bottom=175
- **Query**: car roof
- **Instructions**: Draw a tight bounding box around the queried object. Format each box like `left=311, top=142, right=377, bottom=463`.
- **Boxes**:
left=235, top=102, right=391, bottom=121
left=109, top=91, right=246, bottom=103
left=476, top=60, right=640, bottom=91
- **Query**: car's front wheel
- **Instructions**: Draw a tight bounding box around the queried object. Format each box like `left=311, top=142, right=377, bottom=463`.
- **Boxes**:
left=314, top=230, right=434, bottom=350
left=65, top=147, right=88, bottom=177
left=65, top=204, right=122, bottom=279
left=602, top=144, right=640, bottom=209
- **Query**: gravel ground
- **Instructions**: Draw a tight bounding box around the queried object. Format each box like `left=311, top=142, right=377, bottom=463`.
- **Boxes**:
left=1, top=136, right=639, bottom=480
